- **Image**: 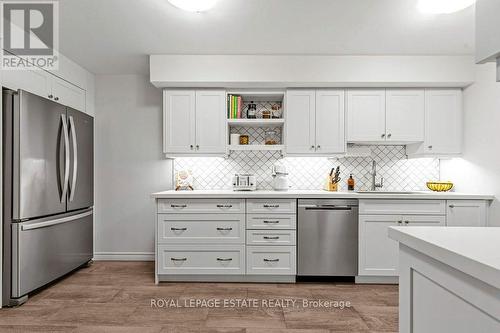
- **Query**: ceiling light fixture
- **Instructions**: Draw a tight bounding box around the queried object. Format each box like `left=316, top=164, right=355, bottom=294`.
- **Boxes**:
left=417, top=0, right=475, bottom=14
left=168, top=0, right=218, bottom=12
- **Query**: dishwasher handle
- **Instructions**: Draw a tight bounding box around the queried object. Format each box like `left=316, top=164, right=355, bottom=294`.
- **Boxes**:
left=299, top=204, right=357, bottom=211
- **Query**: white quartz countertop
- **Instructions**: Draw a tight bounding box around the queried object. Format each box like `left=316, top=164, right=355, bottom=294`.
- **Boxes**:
left=388, top=226, right=500, bottom=289
left=151, top=189, right=494, bottom=200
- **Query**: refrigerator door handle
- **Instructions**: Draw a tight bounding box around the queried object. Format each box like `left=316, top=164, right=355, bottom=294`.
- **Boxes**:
left=21, top=210, right=93, bottom=231
left=69, top=116, right=78, bottom=202
left=60, top=114, right=70, bottom=203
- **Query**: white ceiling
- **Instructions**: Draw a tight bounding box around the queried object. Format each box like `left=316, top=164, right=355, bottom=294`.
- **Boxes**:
left=59, top=0, right=475, bottom=75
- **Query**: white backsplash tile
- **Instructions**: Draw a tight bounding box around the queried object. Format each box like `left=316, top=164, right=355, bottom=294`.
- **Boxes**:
left=174, top=145, right=439, bottom=191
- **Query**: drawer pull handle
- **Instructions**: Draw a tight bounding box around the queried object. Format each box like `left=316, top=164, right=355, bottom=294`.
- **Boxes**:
left=397, top=220, right=403, bottom=225
left=216, top=204, right=233, bottom=208
left=217, top=258, right=233, bottom=262
left=217, top=227, right=233, bottom=231
left=171, top=204, right=187, bottom=208
left=263, top=236, right=280, bottom=240
left=263, top=258, right=280, bottom=263
left=171, top=257, right=187, bottom=262
left=263, top=220, right=280, bottom=224
left=404, top=221, right=409, bottom=225
left=171, top=227, right=187, bottom=231
left=263, top=204, right=280, bottom=208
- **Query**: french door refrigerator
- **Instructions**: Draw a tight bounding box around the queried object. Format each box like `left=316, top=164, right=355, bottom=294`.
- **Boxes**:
left=2, top=88, right=94, bottom=306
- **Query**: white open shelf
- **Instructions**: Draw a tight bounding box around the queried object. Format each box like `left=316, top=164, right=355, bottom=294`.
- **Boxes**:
left=227, top=119, right=284, bottom=127
left=226, top=90, right=285, bottom=102
left=228, top=145, right=284, bottom=151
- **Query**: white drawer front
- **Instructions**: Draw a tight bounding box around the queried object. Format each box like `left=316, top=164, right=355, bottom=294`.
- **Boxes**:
left=246, top=230, right=296, bottom=246
left=246, top=215, right=297, bottom=230
left=359, top=200, right=445, bottom=215
left=158, top=199, right=245, bottom=214
left=157, top=245, right=245, bottom=275
left=246, top=199, right=296, bottom=214
left=158, top=214, right=245, bottom=244
left=246, top=246, right=296, bottom=275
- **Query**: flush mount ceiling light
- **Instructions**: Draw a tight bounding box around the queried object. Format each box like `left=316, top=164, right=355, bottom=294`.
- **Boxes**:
left=418, top=0, right=475, bottom=14
left=168, top=0, right=218, bottom=12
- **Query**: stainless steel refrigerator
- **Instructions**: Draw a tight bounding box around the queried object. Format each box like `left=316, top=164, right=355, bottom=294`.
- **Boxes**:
left=2, top=88, right=94, bottom=306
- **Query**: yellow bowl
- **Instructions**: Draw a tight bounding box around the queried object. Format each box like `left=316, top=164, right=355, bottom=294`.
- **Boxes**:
left=426, top=182, right=454, bottom=192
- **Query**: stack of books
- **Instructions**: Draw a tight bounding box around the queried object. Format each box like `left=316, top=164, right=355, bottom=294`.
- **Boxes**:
left=227, top=94, right=242, bottom=119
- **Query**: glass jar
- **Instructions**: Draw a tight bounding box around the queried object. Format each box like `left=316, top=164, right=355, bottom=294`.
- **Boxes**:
left=265, top=130, right=279, bottom=145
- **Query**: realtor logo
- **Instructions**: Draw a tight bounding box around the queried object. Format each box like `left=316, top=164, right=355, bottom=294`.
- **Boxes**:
left=1, top=1, right=59, bottom=70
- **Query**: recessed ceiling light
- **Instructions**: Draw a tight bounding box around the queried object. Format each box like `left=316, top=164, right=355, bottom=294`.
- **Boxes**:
left=417, top=0, right=475, bottom=14
left=168, top=0, right=218, bottom=12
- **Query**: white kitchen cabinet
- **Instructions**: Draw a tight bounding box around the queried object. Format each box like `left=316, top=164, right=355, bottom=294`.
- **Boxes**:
left=359, top=215, right=400, bottom=276
left=163, top=89, right=225, bottom=156
left=359, top=214, right=445, bottom=277
left=195, top=90, right=226, bottom=154
left=347, top=89, right=386, bottom=142
left=50, top=76, right=86, bottom=112
left=347, top=89, right=424, bottom=143
left=285, top=90, right=316, bottom=154
left=164, top=90, right=196, bottom=154
left=446, top=200, right=488, bottom=227
left=476, top=0, right=500, bottom=64
left=2, top=67, right=85, bottom=112
left=315, top=90, right=346, bottom=153
left=285, top=89, right=345, bottom=155
left=385, top=89, right=424, bottom=142
left=407, top=89, right=463, bottom=157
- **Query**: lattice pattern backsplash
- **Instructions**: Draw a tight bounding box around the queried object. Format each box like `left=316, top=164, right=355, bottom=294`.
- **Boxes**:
left=174, top=146, right=440, bottom=191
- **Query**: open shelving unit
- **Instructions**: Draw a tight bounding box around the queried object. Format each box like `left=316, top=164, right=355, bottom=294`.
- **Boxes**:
left=226, top=90, right=286, bottom=156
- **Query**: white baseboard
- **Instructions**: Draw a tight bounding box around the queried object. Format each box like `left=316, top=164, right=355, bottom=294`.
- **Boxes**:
left=93, top=252, right=154, bottom=261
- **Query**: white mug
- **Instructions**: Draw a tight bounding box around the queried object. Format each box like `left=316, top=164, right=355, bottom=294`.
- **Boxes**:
left=230, top=133, right=241, bottom=145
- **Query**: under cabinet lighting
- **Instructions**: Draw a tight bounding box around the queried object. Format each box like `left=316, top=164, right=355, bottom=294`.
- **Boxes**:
left=168, top=0, right=218, bottom=12
left=417, top=0, right=475, bottom=14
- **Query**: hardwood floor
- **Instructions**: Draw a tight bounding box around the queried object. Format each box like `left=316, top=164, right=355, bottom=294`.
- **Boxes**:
left=0, top=262, right=398, bottom=332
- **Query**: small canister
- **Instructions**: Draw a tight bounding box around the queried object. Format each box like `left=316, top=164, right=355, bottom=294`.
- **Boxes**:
left=239, top=135, right=249, bottom=145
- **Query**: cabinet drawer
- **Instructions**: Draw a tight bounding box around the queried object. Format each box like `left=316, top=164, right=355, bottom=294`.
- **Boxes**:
left=246, top=199, right=296, bottom=214
left=359, top=200, right=445, bottom=215
left=157, top=214, right=245, bottom=244
left=246, top=230, right=296, bottom=246
left=246, top=246, right=296, bottom=275
left=158, top=199, right=245, bottom=214
left=246, top=215, right=296, bottom=230
left=157, top=244, right=245, bottom=275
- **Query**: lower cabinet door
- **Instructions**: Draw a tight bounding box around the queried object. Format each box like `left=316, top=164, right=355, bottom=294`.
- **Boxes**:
left=157, top=244, right=245, bottom=275
left=246, top=246, right=296, bottom=275
left=358, top=215, right=400, bottom=277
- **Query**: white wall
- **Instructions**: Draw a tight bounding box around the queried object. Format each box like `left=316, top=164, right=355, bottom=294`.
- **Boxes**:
left=95, top=75, right=172, bottom=260
left=441, top=63, right=500, bottom=226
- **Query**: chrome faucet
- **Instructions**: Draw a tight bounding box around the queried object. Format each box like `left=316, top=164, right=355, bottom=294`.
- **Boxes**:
left=370, top=160, right=384, bottom=191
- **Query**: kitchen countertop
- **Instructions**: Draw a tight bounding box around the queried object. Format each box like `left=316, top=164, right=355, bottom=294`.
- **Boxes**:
left=151, top=189, right=494, bottom=200
left=388, top=226, right=500, bottom=289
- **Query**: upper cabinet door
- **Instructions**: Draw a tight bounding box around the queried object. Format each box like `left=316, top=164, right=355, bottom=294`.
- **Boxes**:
left=315, top=90, right=346, bottom=154
left=475, top=0, right=500, bottom=64
left=2, top=68, right=51, bottom=99
left=347, top=89, right=386, bottom=142
left=285, top=90, right=316, bottom=154
left=385, top=89, right=424, bottom=142
left=195, top=90, right=226, bottom=154
left=424, top=89, right=462, bottom=154
left=164, top=90, right=196, bottom=154
left=51, top=76, right=86, bottom=112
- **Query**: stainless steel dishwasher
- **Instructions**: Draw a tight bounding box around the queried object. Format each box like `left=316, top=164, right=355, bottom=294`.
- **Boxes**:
left=298, top=199, right=358, bottom=276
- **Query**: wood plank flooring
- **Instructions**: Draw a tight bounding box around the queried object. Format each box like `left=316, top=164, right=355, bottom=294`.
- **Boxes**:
left=0, top=262, right=398, bottom=332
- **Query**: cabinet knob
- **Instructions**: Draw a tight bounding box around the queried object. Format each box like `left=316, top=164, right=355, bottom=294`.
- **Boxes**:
left=449, top=204, right=455, bottom=208
left=54, top=96, right=59, bottom=101
left=428, top=145, right=433, bottom=149
left=397, top=220, right=402, bottom=224
left=381, top=134, right=386, bottom=138
left=48, top=94, right=53, bottom=99
left=196, top=145, right=199, bottom=150
left=190, top=145, right=194, bottom=150
left=317, top=145, right=321, bottom=149
left=404, top=221, right=409, bottom=225
left=387, top=133, right=392, bottom=138
left=310, top=145, right=315, bottom=150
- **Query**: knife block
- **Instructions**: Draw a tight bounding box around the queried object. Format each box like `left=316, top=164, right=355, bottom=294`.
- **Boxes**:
left=324, top=176, right=339, bottom=192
